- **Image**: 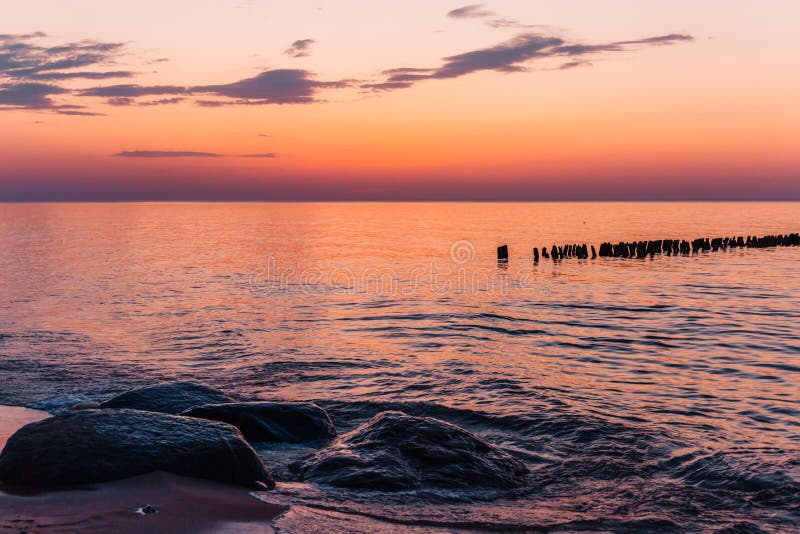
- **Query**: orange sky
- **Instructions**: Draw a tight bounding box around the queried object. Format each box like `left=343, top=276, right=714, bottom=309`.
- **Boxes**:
left=1, top=1, right=799, bottom=200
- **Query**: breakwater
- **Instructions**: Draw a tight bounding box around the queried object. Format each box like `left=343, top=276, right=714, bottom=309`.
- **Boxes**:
left=499, top=233, right=800, bottom=262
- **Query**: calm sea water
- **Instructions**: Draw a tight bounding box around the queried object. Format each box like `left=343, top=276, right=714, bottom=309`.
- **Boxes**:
left=1, top=202, right=799, bottom=532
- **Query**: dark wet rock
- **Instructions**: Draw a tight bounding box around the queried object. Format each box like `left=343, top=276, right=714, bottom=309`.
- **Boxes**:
left=0, top=409, right=272, bottom=488
left=99, top=381, right=233, bottom=414
left=184, top=402, right=336, bottom=444
left=293, top=411, right=528, bottom=491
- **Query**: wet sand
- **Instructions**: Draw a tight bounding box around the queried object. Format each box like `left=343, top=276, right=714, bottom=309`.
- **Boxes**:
left=1, top=471, right=287, bottom=533
left=1, top=406, right=287, bottom=533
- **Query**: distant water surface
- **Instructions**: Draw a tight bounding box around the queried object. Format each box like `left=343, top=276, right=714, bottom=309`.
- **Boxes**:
left=1, top=202, right=799, bottom=532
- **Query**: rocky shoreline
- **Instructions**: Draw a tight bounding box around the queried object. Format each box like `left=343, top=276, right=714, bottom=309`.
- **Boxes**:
left=1, top=381, right=530, bottom=531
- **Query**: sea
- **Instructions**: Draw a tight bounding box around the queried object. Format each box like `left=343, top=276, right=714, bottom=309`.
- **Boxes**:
left=1, top=202, right=798, bottom=532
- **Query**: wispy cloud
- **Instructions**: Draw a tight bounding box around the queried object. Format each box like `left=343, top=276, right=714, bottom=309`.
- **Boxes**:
left=114, top=150, right=222, bottom=158
left=447, top=4, right=494, bottom=19
left=22, top=70, right=133, bottom=81
left=106, top=96, right=186, bottom=106
left=285, top=39, right=315, bottom=58
left=485, top=18, right=541, bottom=30
left=447, top=4, right=554, bottom=32
left=79, top=84, right=187, bottom=98
left=113, top=150, right=278, bottom=158
left=238, top=152, right=277, bottom=158
left=364, top=32, right=693, bottom=91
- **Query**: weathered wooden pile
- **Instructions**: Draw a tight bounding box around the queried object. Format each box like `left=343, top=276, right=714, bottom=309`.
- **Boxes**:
left=596, top=233, right=799, bottom=259
left=497, top=233, right=799, bottom=262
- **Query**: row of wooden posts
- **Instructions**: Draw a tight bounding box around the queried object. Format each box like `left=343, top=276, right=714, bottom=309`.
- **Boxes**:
left=496, top=233, right=800, bottom=262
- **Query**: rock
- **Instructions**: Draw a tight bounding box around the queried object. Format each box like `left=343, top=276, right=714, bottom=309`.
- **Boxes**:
left=99, top=382, right=233, bottom=414
left=69, top=402, right=100, bottom=410
left=0, top=409, right=273, bottom=488
left=183, top=402, right=336, bottom=444
left=293, top=411, right=528, bottom=491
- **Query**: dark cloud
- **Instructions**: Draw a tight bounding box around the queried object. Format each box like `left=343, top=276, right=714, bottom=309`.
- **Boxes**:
left=257, top=133, right=271, bottom=137
left=0, top=28, right=693, bottom=115
left=0, top=33, right=128, bottom=114
left=193, top=69, right=351, bottom=104
left=2, top=34, right=349, bottom=113
left=364, top=32, right=693, bottom=91
left=0, top=82, right=67, bottom=108
left=0, top=81, right=97, bottom=114
left=0, top=34, right=126, bottom=80
left=285, top=39, right=315, bottom=58
left=447, top=4, right=494, bottom=19
left=114, top=151, right=222, bottom=158
left=82, top=69, right=351, bottom=106
left=435, top=34, right=564, bottom=77
left=238, top=153, right=277, bottom=158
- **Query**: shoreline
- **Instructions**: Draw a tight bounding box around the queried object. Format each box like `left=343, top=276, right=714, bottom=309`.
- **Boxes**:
left=1, top=405, right=286, bottom=533
left=0, top=471, right=287, bottom=534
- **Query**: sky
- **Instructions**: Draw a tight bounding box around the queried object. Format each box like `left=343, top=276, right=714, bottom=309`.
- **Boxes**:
left=1, top=0, right=798, bottom=201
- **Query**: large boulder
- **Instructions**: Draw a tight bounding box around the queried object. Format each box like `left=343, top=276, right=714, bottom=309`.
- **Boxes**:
left=99, top=382, right=233, bottom=414
left=0, top=409, right=273, bottom=489
left=184, top=402, right=336, bottom=444
left=292, top=411, right=528, bottom=491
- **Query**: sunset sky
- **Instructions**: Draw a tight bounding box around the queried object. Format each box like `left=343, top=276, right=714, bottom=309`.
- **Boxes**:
left=1, top=0, right=798, bottom=200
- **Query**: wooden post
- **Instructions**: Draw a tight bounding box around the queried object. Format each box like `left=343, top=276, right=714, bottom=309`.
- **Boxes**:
left=497, top=244, right=509, bottom=262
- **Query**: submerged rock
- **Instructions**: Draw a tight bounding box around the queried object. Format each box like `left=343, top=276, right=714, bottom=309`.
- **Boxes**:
left=0, top=409, right=273, bottom=488
left=184, top=402, right=336, bottom=444
left=99, top=381, right=233, bottom=414
left=293, top=411, right=528, bottom=491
